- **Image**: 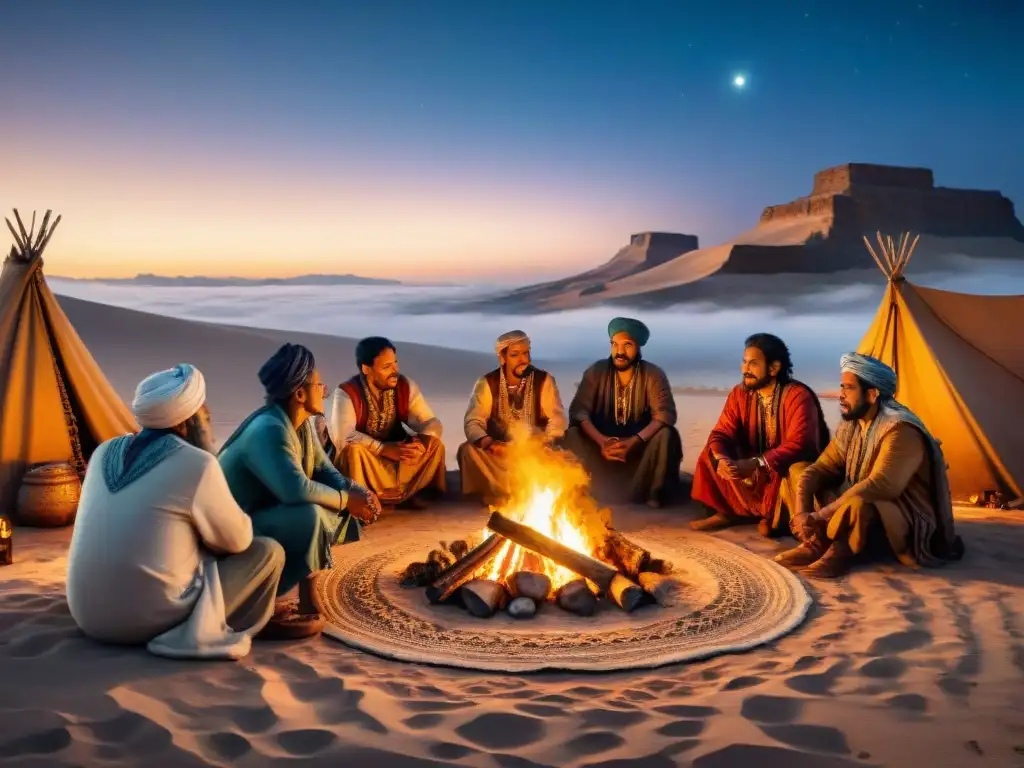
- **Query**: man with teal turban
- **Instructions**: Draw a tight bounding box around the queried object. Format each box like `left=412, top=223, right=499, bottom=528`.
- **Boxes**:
left=773, top=353, right=964, bottom=578
left=564, top=317, right=682, bottom=507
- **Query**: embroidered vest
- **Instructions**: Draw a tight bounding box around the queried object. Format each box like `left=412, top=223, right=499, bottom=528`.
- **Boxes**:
left=339, top=374, right=411, bottom=441
left=483, top=367, right=549, bottom=436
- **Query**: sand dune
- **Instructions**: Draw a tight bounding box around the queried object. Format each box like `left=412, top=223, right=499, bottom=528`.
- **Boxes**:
left=2, top=296, right=1023, bottom=766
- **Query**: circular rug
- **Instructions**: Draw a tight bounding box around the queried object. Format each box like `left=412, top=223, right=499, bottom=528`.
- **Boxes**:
left=319, top=525, right=812, bottom=673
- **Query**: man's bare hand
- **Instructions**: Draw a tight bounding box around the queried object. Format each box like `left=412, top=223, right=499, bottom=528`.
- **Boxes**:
left=347, top=486, right=382, bottom=525
left=716, top=457, right=739, bottom=480
left=379, top=443, right=404, bottom=462
left=734, top=458, right=759, bottom=479
left=488, top=441, right=508, bottom=457
left=400, top=439, right=425, bottom=462
left=601, top=438, right=623, bottom=462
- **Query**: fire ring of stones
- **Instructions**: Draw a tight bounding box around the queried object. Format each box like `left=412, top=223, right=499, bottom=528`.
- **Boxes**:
left=319, top=527, right=812, bottom=673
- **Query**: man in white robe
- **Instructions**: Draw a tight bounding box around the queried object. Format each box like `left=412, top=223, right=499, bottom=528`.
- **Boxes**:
left=66, top=364, right=285, bottom=659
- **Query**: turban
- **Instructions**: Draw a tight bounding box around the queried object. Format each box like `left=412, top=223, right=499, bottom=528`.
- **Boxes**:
left=132, top=364, right=206, bottom=429
left=495, top=330, right=530, bottom=357
left=608, top=317, right=650, bottom=347
left=840, top=353, right=897, bottom=398
left=259, top=343, right=316, bottom=401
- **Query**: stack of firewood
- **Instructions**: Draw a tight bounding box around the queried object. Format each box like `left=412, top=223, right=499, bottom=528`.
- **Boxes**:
left=399, top=510, right=683, bottom=618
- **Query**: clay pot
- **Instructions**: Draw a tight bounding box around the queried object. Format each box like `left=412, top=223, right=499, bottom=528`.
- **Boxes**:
left=16, top=463, right=81, bottom=528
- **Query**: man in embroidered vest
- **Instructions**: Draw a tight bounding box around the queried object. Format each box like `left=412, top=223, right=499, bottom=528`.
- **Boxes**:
left=219, top=343, right=381, bottom=639
left=67, top=364, right=285, bottom=659
left=457, top=330, right=568, bottom=504
left=691, top=333, right=830, bottom=537
left=564, top=317, right=683, bottom=508
left=327, top=336, right=446, bottom=509
left=773, top=353, right=965, bottom=578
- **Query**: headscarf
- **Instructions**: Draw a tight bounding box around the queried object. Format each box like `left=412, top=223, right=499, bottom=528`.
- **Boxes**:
left=495, top=330, right=530, bottom=358
left=840, top=353, right=897, bottom=399
left=131, top=364, right=207, bottom=429
left=259, top=343, right=316, bottom=401
left=608, top=317, right=650, bottom=347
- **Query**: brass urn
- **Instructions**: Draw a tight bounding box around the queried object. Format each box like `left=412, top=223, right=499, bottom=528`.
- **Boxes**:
left=16, top=463, right=82, bottom=528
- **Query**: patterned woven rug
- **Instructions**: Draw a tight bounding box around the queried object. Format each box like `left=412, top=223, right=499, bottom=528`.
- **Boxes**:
left=319, top=521, right=812, bottom=673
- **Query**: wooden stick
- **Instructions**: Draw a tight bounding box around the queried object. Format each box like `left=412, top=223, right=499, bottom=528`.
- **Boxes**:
left=461, top=579, right=506, bottom=618
left=486, top=510, right=618, bottom=592
left=425, top=533, right=506, bottom=604
left=638, top=572, right=683, bottom=607
left=603, top=528, right=650, bottom=578
left=607, top=573, right=645, bottom=612
left=35, top=214, right=62, bottom=257
left=33, top=210, right=52, bottom=252
left=13, top=209, right=29, bottom=247
left=6, top=218, right=25, bottom=253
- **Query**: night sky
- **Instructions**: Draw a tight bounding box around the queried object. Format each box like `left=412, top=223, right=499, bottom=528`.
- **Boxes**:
left=2, top=1, right=1020, bottom=281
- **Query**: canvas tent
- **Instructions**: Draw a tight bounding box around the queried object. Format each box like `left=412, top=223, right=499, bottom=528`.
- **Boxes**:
left=0, top=209, right=138, bottom=514
left=857, top=232, right=1024, bottom=502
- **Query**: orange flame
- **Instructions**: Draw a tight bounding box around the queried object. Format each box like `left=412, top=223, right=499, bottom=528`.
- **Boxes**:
left=477, top=423, right=611, bottom=591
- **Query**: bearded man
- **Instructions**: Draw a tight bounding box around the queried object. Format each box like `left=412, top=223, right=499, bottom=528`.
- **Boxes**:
left=67, top=364, right=285, bottom=659
left=457, top=330, right=568, bottom=503
left=773, top=353, right=965, bottom=578
left=219, top=343, right=380, bottom=638
left=327, top=336, right=446, bottom=509
left=691, top=333, right=830, bottom=536
left=564, top=317, right=683, bottom=508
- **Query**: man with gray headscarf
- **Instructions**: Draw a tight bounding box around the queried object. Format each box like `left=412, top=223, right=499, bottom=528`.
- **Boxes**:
left=774, top=353, right=964, bottom=578
left=67, top=364, right=285, bottom=659
left=219, top=343, right=381, bottom=639
left=564, top=317, right=683, bottom=508
left=457, top=330, right=567, bottom=503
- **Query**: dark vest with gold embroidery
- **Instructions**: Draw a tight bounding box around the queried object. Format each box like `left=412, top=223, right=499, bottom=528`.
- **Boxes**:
left=338, top=374, right=411, bottom=441
left=482, top=368, right=549, bottom=437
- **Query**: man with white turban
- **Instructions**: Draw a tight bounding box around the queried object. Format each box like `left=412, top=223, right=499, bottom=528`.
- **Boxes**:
left=219, top=343, right=381, bottom=639
left=66, top=364, right=286, bottom=659
left=773, top=353, right=964, bottom=578
left=326, top=336, right=446, bottom=509
left=457, top=330, right=567, bottom=504
left=564, top=318, right=683, bottom=508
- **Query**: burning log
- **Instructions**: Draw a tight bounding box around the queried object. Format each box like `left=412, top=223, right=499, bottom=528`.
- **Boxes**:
left=603, top=528, right=651, bottom=578
left=486, top=510, right=619, bottom=593
left=556, top=579, right=598, bottom=616
left=507, top=571, right=552, bottom=602
left=461, top=579, right=507, bottom=618
left=642, top=558, right=674, bottom=575
left=507, top=596, right=537, bottom=618
left=638, top=572, right=683, bottom=607
left=425, top=534, right=506, bottom=604
left=607, top=573, right=645, bottom=612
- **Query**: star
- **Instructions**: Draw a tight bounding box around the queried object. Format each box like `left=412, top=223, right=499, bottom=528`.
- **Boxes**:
left=732, top=74, right=746, bottom=89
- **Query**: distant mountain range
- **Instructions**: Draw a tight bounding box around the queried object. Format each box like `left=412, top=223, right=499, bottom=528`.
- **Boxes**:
left=49, top=272, right=402, bottom=287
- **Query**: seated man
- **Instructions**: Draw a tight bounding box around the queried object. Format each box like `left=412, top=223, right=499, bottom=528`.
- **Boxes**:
left=458, top=330, right=568, bottom=504
left=563, top=317, right=683, bottom=508
left=327, top=336, right=446, bottom=509
left=67, top=364, right=284, bottom=659
left=691, top=333, right=830, bottom=536
left=774, top=353, right=965, bottom=578
left=219, top=343, right=380, bottom=637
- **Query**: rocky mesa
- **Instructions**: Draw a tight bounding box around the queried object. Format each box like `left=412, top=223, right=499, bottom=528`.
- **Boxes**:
left=451, top=163, right=1024, bottom=312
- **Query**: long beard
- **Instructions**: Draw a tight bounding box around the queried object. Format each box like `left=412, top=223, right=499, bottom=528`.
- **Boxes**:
left=840, top=400, right=872, bottom=421
left=184, top=416, right=217, bottom=454
left=743, top=374, right=772, bottom=391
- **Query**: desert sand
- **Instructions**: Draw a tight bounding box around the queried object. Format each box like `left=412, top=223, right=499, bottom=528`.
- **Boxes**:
left=2, top=298, right=1024, bottom=767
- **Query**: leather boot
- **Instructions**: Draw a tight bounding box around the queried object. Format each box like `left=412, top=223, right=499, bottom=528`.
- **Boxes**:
left=773, top=515, right=827, bottom=570
left=801, top=539, right=855, bottom=579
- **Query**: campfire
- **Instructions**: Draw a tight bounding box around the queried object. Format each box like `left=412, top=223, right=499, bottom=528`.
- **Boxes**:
left=400, top=427, right=681, bottom=618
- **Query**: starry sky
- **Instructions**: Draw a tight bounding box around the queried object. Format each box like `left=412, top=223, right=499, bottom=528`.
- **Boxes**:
left=2, top=1, right=1020, bottom=281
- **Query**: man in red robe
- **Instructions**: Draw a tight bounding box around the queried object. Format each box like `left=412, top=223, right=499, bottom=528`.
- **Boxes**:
left=691, top=333, right=829, bottom=537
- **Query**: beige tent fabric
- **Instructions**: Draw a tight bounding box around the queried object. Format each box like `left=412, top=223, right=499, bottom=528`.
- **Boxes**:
left=857, top=278, right=1024, bottom=501
left=0, top=239, right=138, bottom=515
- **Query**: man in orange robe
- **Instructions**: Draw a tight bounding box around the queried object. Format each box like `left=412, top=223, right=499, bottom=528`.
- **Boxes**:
left=691, top=334, right=830, bottom=536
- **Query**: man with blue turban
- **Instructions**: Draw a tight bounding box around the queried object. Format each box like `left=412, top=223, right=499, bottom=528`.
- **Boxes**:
left=564, top=317, right=683, bottom=507
left=773, top=353, right=964, bottom=578
left=219, top=343, right=381, bottom=638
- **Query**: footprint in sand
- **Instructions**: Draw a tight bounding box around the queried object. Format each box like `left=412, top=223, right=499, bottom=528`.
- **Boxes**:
left=886, top=693, right=929, bottom=713
left=492, top=754, right=556, bottom=768
left=201, top=731, right=251, bottom=761
left=652, top=704, right=719, bottom=718
left=723, top=675, right=764, bottom=691
left=455, top=713, right=546, bottom=751
left=656, top=719, right=706, bottom=738
left=581, top=754, right=677, bottom=768
left=785, top=659, right=851, bottom=695
left=858, top=656, right=907, bottom=679
left=866, top=628, right=932, bottom=656
left=579, top=708, right=649, bottom=728
left=402, top=713, right=444, bottom=730
left=275, top=728, right=337, bottom=756
left=0, top=727, right=72, bottom=757
left=429, top=740, right=479, bottom=760
left=740, top=695, right=804, bottom=724
left=692, top=743, right=863, bottom=767
left=564, top=730, right=626, bottom=756
left=760, top=723, right=851, bottom=755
